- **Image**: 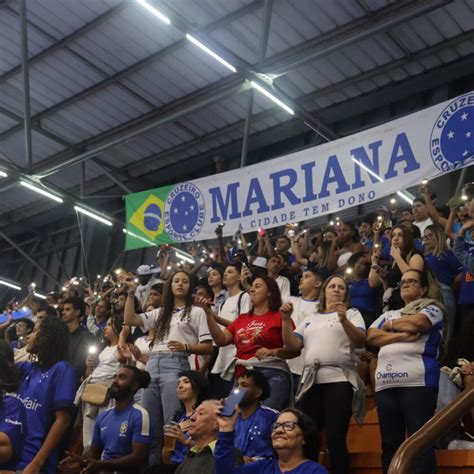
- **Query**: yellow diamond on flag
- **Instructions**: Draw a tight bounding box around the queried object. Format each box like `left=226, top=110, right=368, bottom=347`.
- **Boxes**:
left=129, top=194, right=165, bottom=240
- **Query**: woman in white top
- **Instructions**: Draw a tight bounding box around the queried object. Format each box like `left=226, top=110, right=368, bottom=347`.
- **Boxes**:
left=123, top=270, right=213, bottom=464
left=209, top=263, right=251, bottom=398
left=281, top=274, right=366, bottom=474
left=81, top=314, right=122, bottom=448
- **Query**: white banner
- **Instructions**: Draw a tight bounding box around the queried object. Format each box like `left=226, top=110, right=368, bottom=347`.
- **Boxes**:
left=126, top=91, right=474, bottom=246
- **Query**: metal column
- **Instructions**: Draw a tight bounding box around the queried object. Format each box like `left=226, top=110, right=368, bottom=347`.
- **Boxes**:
left=19, top=0, right=33, bottom=173
left=240, top=0, right=274, bottom=168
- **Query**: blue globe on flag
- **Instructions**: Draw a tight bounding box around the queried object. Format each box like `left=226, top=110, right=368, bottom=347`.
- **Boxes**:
left=168, top=191, right=199, bottom=235
left=143, top=203, right=162, bottom=231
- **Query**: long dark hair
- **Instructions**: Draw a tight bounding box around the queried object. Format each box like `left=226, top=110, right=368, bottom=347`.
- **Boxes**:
left=278, top=408, right=320, bottom=461
left=178, top=370, right=209, bottom=409
left=36, top=316, right=70, bottom=371
left=154, top=271, right=194, bottom=342
left=250, top=275, right=282, bottom=312
left=391, top=225, right=417, bottom=258
left=0, top=341, right=19, bottom=407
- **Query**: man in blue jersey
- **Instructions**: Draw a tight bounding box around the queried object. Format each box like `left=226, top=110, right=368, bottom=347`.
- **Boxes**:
left=17, top=316, right=76, bottom=474
left=59, top=365, right=151, bottom=473
left=234, top=369, right=278, bottom=462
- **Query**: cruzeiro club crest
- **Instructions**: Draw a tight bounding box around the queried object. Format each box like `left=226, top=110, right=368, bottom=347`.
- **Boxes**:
left=164, top=182, right=205, bottom=241
left=430, top=92, right=474, bottom=171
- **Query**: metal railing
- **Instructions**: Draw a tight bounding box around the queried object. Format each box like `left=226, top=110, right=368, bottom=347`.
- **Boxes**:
left=388, top=386, right=474, bottom=473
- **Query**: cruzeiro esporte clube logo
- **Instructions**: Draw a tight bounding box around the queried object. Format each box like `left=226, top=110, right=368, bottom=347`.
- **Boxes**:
left=430, top=92, right=474, bottom=171
left=164, top=182, right=206, bottom=241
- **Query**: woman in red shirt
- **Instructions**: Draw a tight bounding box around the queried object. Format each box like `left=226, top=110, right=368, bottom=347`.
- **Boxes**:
left=196, top=275, right=295, bottom=410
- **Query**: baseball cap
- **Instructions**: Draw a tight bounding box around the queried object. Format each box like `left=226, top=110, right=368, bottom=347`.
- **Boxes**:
left=136, top=265, right=152, bottom=276
left=252, top=257, right=267, bottom=269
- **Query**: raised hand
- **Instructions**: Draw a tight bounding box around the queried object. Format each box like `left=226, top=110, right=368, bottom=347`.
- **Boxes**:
left=215, top=402, right=240, bottom=432
left=279, top=302, right=294, bottom=321
left=334, top=302, right=348, bottom=322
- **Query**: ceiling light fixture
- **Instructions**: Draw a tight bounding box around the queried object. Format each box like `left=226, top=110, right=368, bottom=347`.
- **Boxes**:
left=74, top=206, right=113, bottom=226
left=186, top=34, right=237, bottom=73
left=397, top=191, right=413, bottom=205
left=136, top=0, right=171, bottom=24
left=34, top=292, right=47, bottom=300
left=250, top=81, right=294, bottom=115
left=0, top=171, right=8, bottom=178
left=122, top=228, right=155, bottom=246
left=174, top=248, right=195, bottom=264
left=20, top=180, right=64, bottom=203
left=0, top=280, right=21, bottom=291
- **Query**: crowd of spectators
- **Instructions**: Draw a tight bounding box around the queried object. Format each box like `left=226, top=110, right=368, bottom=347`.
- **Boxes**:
left=0, top=181, right=473, bottom=474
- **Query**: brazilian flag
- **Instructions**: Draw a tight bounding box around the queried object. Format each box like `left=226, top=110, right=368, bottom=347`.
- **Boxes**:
left=125, top=186, right=175, bottom=250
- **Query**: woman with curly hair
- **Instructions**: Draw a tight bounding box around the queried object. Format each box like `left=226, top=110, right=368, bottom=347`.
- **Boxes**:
left=0, top=341, right=26, bottom=474
left=17, top=316, right=76, bottom=474
left=124, top=271, right=213, bottom=464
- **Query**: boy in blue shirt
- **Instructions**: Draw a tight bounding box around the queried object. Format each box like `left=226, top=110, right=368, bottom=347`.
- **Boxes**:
left=59, top=365, right=151, bottom=473
left=234, top=369, right=279, bottom=462
left=17, top=316, right=76, bottom=474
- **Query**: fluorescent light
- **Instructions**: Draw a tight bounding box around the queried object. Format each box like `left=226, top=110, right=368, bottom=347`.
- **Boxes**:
left=20, top=180, right=64, bottom=203
left=0, top=280, right=21, bottom=291
left=122, top=228, right=155, bottom=246
left=174, top=248, right=195, bottom=264
left=397, top=191, right=413, bottom=205
left=0, top=171, right=7, bottom=178
left=351, top=158, right=384, bottom=183
left=34, top=292, right=47, bottom=300
left=250, top=81, right=294, bottom=115
left=74, top=206, right=113, bottom=226
left=136, top=0, right=171, bottom=24
left=186, top=34, right=237, bottom=73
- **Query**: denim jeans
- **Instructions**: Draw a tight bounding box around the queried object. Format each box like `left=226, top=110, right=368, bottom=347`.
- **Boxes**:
left=376, top=386, right=438, bottom=474
left=255, top=367, right=291, bottom=411
left=439, top=282, right=456, bottom=340
left=297, top=382, right=353, bottom=474
left=143, top=352, right=190, bottom=465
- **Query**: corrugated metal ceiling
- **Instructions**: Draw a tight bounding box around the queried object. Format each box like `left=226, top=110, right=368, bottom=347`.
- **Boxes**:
left=0, top=0, right=472, bottom=227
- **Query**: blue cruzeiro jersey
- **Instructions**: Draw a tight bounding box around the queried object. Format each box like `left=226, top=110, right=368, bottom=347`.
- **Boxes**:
left=370, top=305, right=444, bottom=392
left=92, top=402, right=151, bottom=460
left=0, top=394, right=27, bottom=471
left=234, top=405, right=279, bottom=459
left=17, top=361, right=76, bottom=473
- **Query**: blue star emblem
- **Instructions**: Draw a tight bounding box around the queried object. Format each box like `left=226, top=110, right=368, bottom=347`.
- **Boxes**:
left=440, top=107, right=473, bottom=164
left=169, top=191, right=199, bottom=235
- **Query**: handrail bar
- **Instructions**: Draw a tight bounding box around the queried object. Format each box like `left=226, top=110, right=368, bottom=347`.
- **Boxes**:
left=388, top=386, right=474, bottom=474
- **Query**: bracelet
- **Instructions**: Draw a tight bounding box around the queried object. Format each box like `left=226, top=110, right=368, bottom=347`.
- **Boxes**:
left=390, top=320, right=394, bottom=332
left=127, top=292, right=135, bottom=298
left=185, top=344, right=190, bottom=353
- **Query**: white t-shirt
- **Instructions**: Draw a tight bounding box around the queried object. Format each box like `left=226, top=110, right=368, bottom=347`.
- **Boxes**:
left=413, top=217, right=433, bottom=235
left=294, top=308, right=365, bottom=384
left=134, top=336, right=154, bottom=370
left=370, top=305, right=443, bottom=392
left=90, top=345, right=120, bottom=382
left=285, top=296, right=319, bottom=376
left=276, top=276, right=291, bottom=299
left=139, top=306, right=211, bottom=353
left=211, top=291, right=251, bottom=375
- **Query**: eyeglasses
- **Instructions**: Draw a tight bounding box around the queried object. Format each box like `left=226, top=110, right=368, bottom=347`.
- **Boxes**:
left=271, top=421, right=299, bottom=432
left=400, top=278, right=420, bottom=287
